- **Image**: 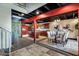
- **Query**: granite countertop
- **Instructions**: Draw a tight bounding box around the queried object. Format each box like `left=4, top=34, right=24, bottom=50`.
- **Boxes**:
left=36, top=29, right=49, bottom=31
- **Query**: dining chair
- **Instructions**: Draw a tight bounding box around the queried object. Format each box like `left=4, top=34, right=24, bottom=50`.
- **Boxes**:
left=62, top=31, right=69, bottom=46
left=47, top=31, right=55, bottom=43
left=55, top=30, right=67, bottom=46
left=56, top=30, right=64, bottom=43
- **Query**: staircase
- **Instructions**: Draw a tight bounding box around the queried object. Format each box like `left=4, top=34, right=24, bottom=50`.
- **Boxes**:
left=0, top=27, right=11, bottom=56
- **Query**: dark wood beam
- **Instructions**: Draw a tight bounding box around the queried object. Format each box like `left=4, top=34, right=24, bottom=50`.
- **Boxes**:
left=44, top=6, right=50, bottom=10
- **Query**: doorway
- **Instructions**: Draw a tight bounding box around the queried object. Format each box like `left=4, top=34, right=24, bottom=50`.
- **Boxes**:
left=11, top=10, right=34, bottom=52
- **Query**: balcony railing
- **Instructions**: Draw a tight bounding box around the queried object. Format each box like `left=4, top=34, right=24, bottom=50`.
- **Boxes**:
left=0, top=27, right=11, bottom=55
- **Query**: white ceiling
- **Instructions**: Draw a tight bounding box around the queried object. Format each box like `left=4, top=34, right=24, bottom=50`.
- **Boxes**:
left=25, top=3, right=46, bottom=14
left=12, top=3, right=46, bottom=14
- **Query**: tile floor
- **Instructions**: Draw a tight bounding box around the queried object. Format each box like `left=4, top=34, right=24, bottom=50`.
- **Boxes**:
left=38, top=38, right=78, bottom=55
left=11, top=37, right=33, bottom=52
left=0, top=50, right=5, bottom=56
left=1, top=37, right=77, bottom=56
left=11, top=44, right=65, bottom=56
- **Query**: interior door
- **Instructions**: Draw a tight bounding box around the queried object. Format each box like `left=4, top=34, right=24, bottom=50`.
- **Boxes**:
left=12, top=16, right=21, bottom=44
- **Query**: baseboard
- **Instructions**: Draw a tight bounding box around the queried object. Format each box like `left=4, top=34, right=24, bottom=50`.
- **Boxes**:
left=68, top=38, right=77, bottom=41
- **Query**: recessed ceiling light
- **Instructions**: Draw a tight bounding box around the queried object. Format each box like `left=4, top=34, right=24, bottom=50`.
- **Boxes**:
left=21, top=13, right=24, bottom=16
left=36, top=10, right=40, bottom=15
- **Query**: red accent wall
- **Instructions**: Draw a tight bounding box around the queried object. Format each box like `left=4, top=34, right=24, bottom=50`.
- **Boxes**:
left=22, top=25, right=30, bottom=35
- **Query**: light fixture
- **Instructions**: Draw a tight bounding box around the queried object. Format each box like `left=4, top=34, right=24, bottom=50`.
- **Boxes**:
left=56, top=19, right=58, bottom=22
left=54, top=19, right=60, bottom=22
left=56, top=19, right=60, bottom=22
left=21, top=13, right=24, bottom=16
left=12, top=15, right=22, bottom=19
left=54, top=20, right=57, bottom=22
left=36, top=10, right=40, bottom=15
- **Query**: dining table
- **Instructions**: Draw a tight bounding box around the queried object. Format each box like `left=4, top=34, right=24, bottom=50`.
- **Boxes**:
left=51, top=29, right=65, bottom=43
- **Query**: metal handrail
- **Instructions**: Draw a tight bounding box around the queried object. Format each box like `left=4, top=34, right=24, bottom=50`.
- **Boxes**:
left=0, top=27, right=11, bottom=33
left=0, top=27, right=11, bottom=55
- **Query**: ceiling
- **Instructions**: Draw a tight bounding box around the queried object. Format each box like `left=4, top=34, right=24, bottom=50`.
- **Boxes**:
left=12, top=3, right=78, bottom=24
left=25, top=3, right=46, bottom=14
left=37, top=11, right=78, bottom=23
left=14, top=3, right=27, bottom=10
left=12, top=3, right=69, bottom=19
left=23, top=3, right=69, bottom=18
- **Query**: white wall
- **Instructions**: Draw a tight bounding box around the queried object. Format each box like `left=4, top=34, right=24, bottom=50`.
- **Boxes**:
left=0, top=4, right=11, bottom=49
left=0, top=3, right=28, bottom=32
left=0, top=4, right=11, bottom=32
left=0, top=3, right=27, bottom=49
